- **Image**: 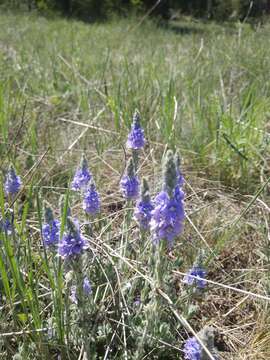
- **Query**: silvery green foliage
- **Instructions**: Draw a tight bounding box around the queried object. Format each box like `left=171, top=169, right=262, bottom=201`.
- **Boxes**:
left=163, top=150, right=177, bottom=196
left=198, top=326, right=219, bottom=360
left=184, top=327, right=219, bottom=360
left=174, top=151, right=184, bottom=186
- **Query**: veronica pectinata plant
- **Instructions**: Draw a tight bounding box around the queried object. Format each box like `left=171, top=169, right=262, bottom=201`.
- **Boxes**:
left=150, top=149, right=185, bottom=249
left=58, top=216, right=94, bottom=358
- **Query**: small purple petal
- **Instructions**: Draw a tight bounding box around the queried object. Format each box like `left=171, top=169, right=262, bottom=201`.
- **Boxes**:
left=134, top=199, right=154, bottom=230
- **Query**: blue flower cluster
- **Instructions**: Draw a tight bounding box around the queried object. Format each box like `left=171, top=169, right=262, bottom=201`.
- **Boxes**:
left=71, top=154, right=101, bottom=217
left=42, top=204, right=60, bottom=248
left=150, top=188, right=185, bottom=247
left=120, top=174, right=140, bottom=200
left=183, top=337, right=201, bottom=360
left=126, top=110, right=145, bottom=150
left=120, top=111, right=146, bottom=201
left=120, top=158, right=140, bottom=200
left=150, top=151, right=185, bottom=247
left=42, top=219, right=60, bottom=247
left=134, top=200, right=154, bottom=230
left=183, top=266, right=207, bottom=289
left=4, top=165, right=21, bottom=196
left=71, top=155, right=92, bottom=191
left=134, top=178, right=153, bottom=230
left=72, top=154, right=101, bottom=217
left=83, top=182, right=100, bottom=216
left=59, top=217, right=86, bottom=259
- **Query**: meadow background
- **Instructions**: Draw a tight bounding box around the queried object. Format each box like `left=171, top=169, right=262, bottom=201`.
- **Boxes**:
left=0, top=1, right=270, bottom=359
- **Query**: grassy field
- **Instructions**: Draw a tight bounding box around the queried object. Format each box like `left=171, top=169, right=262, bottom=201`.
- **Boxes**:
left=0, top=11, right=269, bottom=359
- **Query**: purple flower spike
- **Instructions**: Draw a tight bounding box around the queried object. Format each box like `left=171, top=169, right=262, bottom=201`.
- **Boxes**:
left=134, top=201, right=154, bottom=230
left=71, top=154, right=92, bottom=191
left=183, top=266, right=207, bottom=289
left=120, top=175, right=139, bottom=200
left=42, top=204, right=60, bottom=247
left=83, top=277, right=92, bottom=296
left=42, top=220, right=60, bottom=247
left=134, top=178, right=153, bottom=230
left=120, top=158, right=139, bottom=200
left=150, top=190, right=184, bottom=247
left=126, top=110, right=145, bottom=150
left=150, top=150, right=185, bottom=247
left=183, top=337, right=201, bottom=360
left=58, top=217, right=86, bottom=259
left=4, top=165, right=21, bottom=196
left=83, top=182, right=100, bottom=216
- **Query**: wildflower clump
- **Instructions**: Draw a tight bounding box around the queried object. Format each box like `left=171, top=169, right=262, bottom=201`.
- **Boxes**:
left=134, top=178, right=153, bottom=230
left=126, top=110, right=145, bottom=150
left=150, top=150, right=185, bottom=248
left=4, top=165, right=21, bottom=196
left=120, top=158, right=139, bottom=200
